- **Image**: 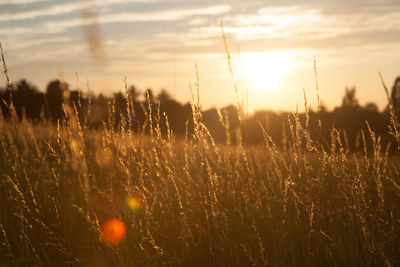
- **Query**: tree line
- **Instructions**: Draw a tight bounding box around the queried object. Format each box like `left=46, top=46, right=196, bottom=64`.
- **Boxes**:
left=1, top=77, right=400, bottom=152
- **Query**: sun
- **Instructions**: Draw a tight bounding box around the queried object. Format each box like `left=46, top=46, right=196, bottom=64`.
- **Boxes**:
left=239, top=50, right=292, bottom=92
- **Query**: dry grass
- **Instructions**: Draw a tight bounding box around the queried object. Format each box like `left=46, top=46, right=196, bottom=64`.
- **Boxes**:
left=1, top=43, right=400, bottom=266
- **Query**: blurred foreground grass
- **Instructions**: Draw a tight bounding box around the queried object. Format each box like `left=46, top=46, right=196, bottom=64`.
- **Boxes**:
left=1, top=95, right=400, bottom=266
left=1, top=40, right=400, bottom=266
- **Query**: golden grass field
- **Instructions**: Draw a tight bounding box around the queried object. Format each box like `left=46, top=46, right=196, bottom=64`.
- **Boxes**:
left=1, top=43, right=400, bottom=266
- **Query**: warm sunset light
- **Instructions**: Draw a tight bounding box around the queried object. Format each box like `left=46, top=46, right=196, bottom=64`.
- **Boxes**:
left=240, top=51, right=292, bottom=92
left=1, top=0, right=398, bottom=112
left=100, top=218, right=127, bottom=244
left=1, top=0, right=400, bottom=265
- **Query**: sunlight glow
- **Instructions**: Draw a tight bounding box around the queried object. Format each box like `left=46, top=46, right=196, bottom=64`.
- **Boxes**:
left=239, top=50, right=293, bottom=92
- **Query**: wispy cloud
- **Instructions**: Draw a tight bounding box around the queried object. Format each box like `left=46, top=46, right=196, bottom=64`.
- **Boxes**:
left=201, top=5, right=400, bottom=41
left=97, top=4, right=231, bottom=23
left=12, top=36, right=71, bottom=50
left=15, top=43, right=87, bottom=62
left=0, top=2, right=92, bottom=22
left=0, top=0, right=166, bottom=22
left=146, top=3, right=400, bottom=55
left=0, top=4, right=231, bottom=35
left=0, top=0, right=49, bottom=5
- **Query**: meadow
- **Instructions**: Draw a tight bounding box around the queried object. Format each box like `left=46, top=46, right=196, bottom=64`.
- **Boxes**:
left=1, top=45, right=400, bottom=266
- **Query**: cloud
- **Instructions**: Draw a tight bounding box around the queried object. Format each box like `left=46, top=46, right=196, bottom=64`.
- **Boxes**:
left=0, top=0, right=166, bottom=22
left=15, top=43, right=87, bottom=62
left=0, top=2, right=92, bottom=22
left=0, top=4, right=231, bottom=35
left=98, top=4, right=231, bottom=23
left=2, top=1, right=399, bottom=69
left=12, top=36, right=71, bottom=50
left=209, top=4, right=400, bottom=41
left=146, top=3, right=400, bottom=55
left=0, top=0, right=49, bottom=5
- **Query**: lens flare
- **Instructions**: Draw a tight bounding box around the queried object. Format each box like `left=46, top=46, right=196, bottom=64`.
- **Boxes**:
left=100, top=218, right=126, bottom=244
left=127, top=196, right=141, bottom=211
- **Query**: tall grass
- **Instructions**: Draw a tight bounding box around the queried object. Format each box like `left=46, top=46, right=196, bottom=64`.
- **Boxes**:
left=1, top=43, right=400, bottom=266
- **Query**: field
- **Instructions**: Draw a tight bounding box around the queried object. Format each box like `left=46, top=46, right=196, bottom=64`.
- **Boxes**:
left=1, top=31, right=400, bottom=265
left=1, top=88, right=400, bottom=266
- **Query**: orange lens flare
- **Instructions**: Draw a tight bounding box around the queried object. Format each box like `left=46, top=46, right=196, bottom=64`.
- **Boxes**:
left=100, top=218, right=126, bottom=244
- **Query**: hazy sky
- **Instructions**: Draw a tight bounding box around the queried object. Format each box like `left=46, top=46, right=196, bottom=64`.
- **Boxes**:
left=1, top=0, right=399, bottom=112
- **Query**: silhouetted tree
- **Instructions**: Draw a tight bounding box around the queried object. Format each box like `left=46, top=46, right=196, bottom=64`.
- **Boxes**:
left=1, top=77, right=398, bottom=153
left=46, top=80, right=68, bottom=121
left=157, top=89, right=191, bottom=136
left=112, top=92, right=127, bottom=128
left=157, top=89, right=171, bottom=103
left=89, top=93, right=108, bottom=127
left=342, top=87, right=359, bottom=109
left=127, top=85, right=140, bottom=102
left=13, top=79, right=44, bottom=120
left=365, top=102, right=379, bottom=113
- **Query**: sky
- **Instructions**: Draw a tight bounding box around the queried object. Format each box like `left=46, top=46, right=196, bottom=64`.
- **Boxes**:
left=0, top=0, right=399, bottom=113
